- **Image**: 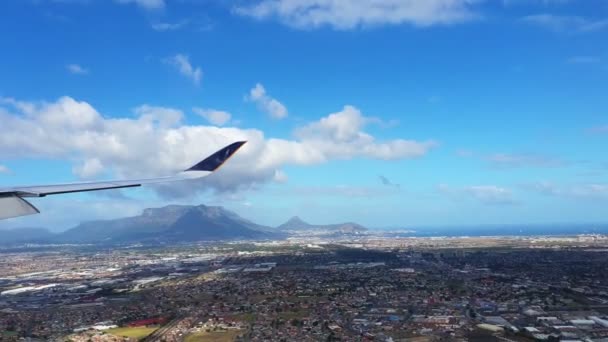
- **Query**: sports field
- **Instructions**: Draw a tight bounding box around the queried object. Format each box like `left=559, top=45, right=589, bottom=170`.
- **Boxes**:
left=1, top=331, right=18, bottom=338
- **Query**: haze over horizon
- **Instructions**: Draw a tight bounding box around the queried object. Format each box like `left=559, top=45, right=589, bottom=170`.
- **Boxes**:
left=0, top=0, right=607, bottom=231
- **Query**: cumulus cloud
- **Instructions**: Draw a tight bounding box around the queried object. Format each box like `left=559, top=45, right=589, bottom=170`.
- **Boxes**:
left=193, top=108, right=232, bottom=126
left=66, top=64, right=88, bottom=75
left=115, top=0, right=165, bottom=10
left=135, top=104, right=184, bottom=128
left=165, top=54, right=202, bottom=85
left=438, top=184, right=516, bottom=205
left=294, top=105, right=437, bottom=160
left=246, top=83, right=288, bottom=119
left=522, top=14, right=608, bottom=32
left=0, top=96, right=436, bottom=198
left=73, top=158, right=104, bottom=179
left=234, top=0, right=482, bottom=30
left=273, top=169, right=288, bottom=183
left=0, top=165, right=11, bottom=174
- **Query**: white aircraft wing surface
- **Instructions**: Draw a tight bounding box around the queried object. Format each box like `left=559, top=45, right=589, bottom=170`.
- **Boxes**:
left=0, top=141, right=246, bottom=220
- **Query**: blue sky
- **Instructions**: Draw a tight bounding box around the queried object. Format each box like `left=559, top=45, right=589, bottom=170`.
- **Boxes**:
left=0, top=0, right=607, bottom=231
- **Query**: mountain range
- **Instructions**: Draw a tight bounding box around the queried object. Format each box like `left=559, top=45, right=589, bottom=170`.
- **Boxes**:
left=0, top=227, right=56, bottom=245
left=0, top=204, right=368, bottom=245
left=277, top=216, right=367, bottom=234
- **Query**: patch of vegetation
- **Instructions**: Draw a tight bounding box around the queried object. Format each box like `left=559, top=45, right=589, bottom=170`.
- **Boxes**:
left=106, top=326, right=158, bottom=340
left=334, top=248, right=398, bottom=263
left=184, top=330, right=241, bottom=342
left=227, top=313, right=256, bottom=322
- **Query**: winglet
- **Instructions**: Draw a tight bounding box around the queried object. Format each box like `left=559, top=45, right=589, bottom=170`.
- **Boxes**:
left=0, top=195, right=40, bottom=220
left=185, top=141, right=247, bottom=172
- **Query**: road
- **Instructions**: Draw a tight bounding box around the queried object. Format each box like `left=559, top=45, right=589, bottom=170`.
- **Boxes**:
left=143, top=316, right=184, bottom=342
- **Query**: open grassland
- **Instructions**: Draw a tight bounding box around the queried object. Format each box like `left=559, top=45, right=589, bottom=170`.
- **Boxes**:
left=106, top=326, right=158, bottom=340
left=184, top=330, right=242, bottom=342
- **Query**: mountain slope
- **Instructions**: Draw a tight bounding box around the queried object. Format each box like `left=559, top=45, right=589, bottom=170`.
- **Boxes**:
left=58, top=204, right=277, bottom=243
left=277, top=216, right=367, bottom=234
left=0, top=227, right=55, bottom=244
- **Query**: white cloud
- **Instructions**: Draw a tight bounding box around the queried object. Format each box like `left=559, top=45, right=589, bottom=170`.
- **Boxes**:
left=455, top=149, right=565, bottom=168
left=569, top=184, right=608, bottom=199
left=115, top=0, right=165, bottom=10
left=294, top=105, right=436, bottom=160
left=0, top=165, right=10, bottom=174
left=246, top=83, right=288, bottom=119
left=465, top=185, right=515, bottom=204
left=73, top=158, right=104, bottom=179
left=273, top=169, right=288, bottom=183
left=234, top=0, right=482, bottom=30
left=66, top=64, right=89, bottom=75
left=0, top=96, right=436, bottom=197
left=287, top=185, right=399, bottom=198
left=0, top=198, right=152, bottom=231
left=524, top=181, right=608, bottom=200
left=193, top=108, right=232, bottom=126
left=135, top=104, right=184, bottom=128
left=165, top=54, right=202, bottom=85
left=487, top=153, right=564, bottom=168
left=522, top=14, right=608, bottom=32
left=151, top=20, right=188, bottom=31
left=438, top=184, right=516, bottom=205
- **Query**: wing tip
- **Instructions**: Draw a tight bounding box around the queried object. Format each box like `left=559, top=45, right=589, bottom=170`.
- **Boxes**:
left=185, top=141, right=247, bottom=172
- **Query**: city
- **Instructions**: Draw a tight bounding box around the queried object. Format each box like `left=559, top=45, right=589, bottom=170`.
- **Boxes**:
left=1, top=234, right=608, bottom=341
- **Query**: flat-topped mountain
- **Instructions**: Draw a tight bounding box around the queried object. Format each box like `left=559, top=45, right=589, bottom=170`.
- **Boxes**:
left=56, top=204, right=278, bottom=244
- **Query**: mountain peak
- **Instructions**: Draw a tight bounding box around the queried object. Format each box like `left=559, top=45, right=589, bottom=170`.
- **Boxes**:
left=287, top=216, right=307, bottom=224
left=277, top=216, right=312, bottom=230
left=277, top=216, right=367, bottom=233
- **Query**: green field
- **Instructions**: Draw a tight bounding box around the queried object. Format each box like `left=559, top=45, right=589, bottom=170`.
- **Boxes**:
left=106, top=326, right=158, bottom=340
left=184, top=330, right=241, bottom=342
left=227, top=313, right=256, bottom=322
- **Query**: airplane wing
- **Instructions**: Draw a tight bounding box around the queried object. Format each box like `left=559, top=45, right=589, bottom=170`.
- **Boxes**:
left=0, top=141, right=247, bottom=220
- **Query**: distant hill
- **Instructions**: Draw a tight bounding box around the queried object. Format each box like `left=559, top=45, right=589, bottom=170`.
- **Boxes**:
left=57, top=204, right=279, bottom=244
left=0, top=227, right=55, bottom=244
left=277, top=216, right=367, bottom=234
